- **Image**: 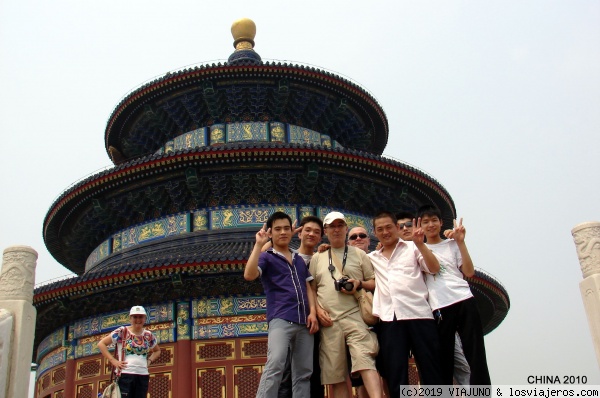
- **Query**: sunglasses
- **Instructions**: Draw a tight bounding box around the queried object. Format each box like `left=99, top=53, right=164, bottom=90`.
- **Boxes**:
left=398, top=221, right=413, bottom=229
left=349, top=233, right=368, bottom=240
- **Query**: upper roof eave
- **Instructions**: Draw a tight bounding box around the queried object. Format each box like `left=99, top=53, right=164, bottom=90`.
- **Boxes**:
left=104, top=60, right=389, bottom=162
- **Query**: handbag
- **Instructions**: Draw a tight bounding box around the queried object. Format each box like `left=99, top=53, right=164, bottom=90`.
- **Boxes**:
left=329, top=247, right=378, bottom=326
left=354, top=289, right=378, bottom=326
left=101, top=327, right=127, bottom=398
left=101, top=380, right=121, bottom=398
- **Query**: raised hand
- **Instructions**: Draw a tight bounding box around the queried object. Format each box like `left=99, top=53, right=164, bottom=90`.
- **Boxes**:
left=255, top=223, right=271, bottom=247
left=292, top=220, right=303, bottom=236
left=450, top=218, right=466, bottom=243
left=411, top=218, right=425, bottom=244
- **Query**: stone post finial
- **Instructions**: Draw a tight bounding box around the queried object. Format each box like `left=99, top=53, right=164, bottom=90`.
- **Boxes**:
left=572, top=221, right=600, bottom=278
left=0, top=245, right=38, bottom=302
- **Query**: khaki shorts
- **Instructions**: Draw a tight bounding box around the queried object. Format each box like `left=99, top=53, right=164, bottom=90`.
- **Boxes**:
left=319, top=311, right=379, bottom=385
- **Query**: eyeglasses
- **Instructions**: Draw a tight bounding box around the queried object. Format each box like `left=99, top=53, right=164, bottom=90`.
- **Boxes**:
left=349, top=233, right=368, bottom=240
left=131, top=315, right=145, bottom=319
left=398, top=221, right=413, bottom=229
left=326, top=223, right=346, bottom=229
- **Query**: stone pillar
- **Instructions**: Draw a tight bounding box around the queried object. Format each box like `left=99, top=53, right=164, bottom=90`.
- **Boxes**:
left=0, top=309, right=14, bottom=398
left=0, top=246, right=38, bottom=398
left=572, top=222, right=600, bottom=368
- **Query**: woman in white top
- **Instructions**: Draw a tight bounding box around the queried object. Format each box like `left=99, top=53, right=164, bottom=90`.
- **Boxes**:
left=98, top=305, right=161, bottom=398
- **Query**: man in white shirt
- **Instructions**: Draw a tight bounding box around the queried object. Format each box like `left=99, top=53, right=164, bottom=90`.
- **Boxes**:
left=418, top=204, right=490, bottom=385
left=396, top=211, right=472, bottom=386
left=368, top=211, right=444, bottom=395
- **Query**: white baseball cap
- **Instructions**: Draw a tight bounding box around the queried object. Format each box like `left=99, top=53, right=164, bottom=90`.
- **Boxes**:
left=323, top=211, right=346, bottom=227
left=129, top=306, right=147, bottom=316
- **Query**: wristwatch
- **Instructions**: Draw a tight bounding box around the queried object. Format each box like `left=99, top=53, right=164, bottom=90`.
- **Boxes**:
left=357, top=280, right=363, bottom=291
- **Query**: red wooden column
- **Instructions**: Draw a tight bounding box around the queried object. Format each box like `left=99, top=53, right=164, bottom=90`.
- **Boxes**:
left=64, top=357, right=76, bottom=397
left=174, top=339, right=192, bottom=396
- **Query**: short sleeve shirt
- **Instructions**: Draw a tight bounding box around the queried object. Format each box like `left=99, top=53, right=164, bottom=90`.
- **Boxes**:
left=425, top=239, right=473, bottom=310
left=258, top=249, right=313, bottom=324
left=110, top=326, right=157, bottom=375
left=309, top=245, right=375, bottom=321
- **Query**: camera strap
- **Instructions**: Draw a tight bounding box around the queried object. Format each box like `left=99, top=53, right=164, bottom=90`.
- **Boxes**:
left=328, top=245, right=348, bottom=281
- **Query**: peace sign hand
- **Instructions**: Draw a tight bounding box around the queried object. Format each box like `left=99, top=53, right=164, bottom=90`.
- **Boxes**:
left=411, top=218, right=425, bottom=244
left=445, top=218, right=466, bottom=243
left=292, top=220, right=303, bottom=236
left=255, top=223, right=271, bottom=246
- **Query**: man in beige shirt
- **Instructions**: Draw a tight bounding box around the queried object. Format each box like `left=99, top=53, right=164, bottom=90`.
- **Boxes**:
left=309, top=212, right=382, bottom=398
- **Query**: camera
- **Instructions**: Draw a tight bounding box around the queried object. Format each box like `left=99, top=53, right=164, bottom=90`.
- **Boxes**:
left=334, top=276, right=355, bottom=292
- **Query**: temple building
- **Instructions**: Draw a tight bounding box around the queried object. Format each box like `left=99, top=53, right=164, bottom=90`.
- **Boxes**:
left=33, top=18, right=509, bottom=397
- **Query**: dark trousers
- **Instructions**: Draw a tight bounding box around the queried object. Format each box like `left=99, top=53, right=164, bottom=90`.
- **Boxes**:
left=438, top=297, right=491, bottom=385
left=310, top=332, right=324, bottom=398
left=118, top=373, right=150, bottom=398
left=378, top=319, right=443, bottom=397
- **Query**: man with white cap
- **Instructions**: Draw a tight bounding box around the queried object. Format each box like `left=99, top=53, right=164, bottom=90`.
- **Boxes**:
left=309, top=211, right=382, bottom=398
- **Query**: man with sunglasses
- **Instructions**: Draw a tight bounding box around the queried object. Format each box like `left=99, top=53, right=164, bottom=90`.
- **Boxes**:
left=396, top=211, right=415, bottom=242
left=348, top=227, right=371, bottom=253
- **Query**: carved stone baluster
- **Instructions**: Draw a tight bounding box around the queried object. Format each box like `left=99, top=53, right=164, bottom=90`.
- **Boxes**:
left=572, top=222, right=600, bottom=368
left=0, top=245, right=38, bottom=398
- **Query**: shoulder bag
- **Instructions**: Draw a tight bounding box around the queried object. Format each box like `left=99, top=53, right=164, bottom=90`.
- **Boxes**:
left=101, top=327, right=127, bottom=398
left=354, top=289, right=378, bottom=326
left=329, top=247, right=378, bottom=326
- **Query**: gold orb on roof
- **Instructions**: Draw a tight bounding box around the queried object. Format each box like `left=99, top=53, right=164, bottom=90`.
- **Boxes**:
left=231, top=18, right=256, bottom=50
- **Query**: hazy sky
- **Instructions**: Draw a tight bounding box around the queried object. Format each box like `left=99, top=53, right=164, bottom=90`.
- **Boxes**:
left=2, top=0, right=599, bottom=387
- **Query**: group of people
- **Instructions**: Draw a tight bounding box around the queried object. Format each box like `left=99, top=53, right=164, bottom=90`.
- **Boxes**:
left=245, top=207, right=491, bottom=397
left=95, top=206, right=490, bottom=398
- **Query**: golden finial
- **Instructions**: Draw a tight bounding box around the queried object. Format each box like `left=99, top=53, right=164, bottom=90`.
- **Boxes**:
left=231, top=18, right=256, bottom=51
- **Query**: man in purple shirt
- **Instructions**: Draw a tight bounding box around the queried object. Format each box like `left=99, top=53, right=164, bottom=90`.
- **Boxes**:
left=244, top=211, right=319, bottom=397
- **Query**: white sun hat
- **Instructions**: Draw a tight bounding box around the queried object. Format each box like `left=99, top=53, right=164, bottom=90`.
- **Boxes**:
left=129, top=306, right=147, bottom=316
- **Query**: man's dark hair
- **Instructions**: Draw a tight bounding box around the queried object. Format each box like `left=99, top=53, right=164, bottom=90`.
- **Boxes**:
left=266, top=211, right=293, bottom=229
left=395, top=211, right=415, bottom=221
left=300, top=215, right=324, bottom=236
left=417, top=204, right=442, bottom=220
left=372, top=211, right=397, bottom=229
